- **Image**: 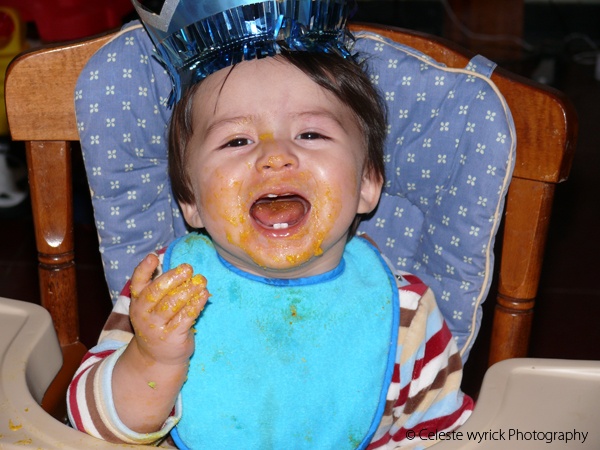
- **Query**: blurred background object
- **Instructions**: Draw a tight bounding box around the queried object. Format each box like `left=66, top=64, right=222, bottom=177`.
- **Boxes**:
left=0, top=6, right=27, bottom=217
left=0, top=0, right=134, bottom=43
left=0, top=6, right=26, bottom=135
left=0, top=1, right=136, bottom=218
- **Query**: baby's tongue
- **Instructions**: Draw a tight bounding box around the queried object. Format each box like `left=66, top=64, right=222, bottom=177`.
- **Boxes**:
left=251, top=195, right=308, bottom=228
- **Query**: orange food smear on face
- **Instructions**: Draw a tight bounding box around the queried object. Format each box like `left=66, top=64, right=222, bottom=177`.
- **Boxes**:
left=267, top=155, right=281, bottom=167
left=259, top=132, right=274, bottom=141
left=241, top=177, right=335, bottom=267
left=204, top=160, right=346, bottom=271
left=203, top=174, right=245, bottom=226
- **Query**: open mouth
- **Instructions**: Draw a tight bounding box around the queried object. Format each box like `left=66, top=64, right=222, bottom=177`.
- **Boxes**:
left=249, top=193, right=311, bottom=231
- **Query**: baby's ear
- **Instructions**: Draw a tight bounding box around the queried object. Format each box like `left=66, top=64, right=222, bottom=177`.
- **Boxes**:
left=179, top=201, right=204, bottom=229
left=357, top=171, right=383, bottom=215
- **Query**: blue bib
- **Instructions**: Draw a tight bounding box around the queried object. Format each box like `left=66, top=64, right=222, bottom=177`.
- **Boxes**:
left=166, top=234, right=398, bottom=449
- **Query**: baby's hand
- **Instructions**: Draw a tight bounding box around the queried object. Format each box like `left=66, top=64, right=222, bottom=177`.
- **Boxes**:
left=128, top=254, right=209, bottom=366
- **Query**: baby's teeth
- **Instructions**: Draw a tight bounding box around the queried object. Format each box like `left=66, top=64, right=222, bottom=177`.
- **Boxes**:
left=267, top=194, right=278, bottom=198
left=273, top=223, right=289, bottom=229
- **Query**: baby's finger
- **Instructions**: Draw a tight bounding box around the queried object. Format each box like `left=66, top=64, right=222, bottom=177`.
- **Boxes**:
left=129, top=253, right=160, bottom=300
left=152, top=274, right=207, bottom=319
left=166, top=282, right=210, bottom=334
left=138, top=264, right=194, bottom=309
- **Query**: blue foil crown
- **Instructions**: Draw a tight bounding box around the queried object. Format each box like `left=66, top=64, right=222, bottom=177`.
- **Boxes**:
left=133, top=0, right=353, bottom=104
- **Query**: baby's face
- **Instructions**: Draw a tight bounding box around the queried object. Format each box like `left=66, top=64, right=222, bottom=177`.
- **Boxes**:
left=179, top=57, right=381, bottom=278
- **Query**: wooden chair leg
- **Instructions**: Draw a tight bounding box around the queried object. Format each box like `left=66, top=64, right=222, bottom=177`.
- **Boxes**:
left=26, top=140, right=87, bottom=421
left=26, top=140, right=79, bottom=347
left=489, top=177, right=556, bottom=365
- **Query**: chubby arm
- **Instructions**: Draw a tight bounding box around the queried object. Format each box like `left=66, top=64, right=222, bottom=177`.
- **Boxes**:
left=112, top=253, right=209, bottom=433
left=67, top=252, right=209, bottom=444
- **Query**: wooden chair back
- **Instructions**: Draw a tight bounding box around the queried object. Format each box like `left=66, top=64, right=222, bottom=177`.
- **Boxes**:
left=5, top=23, right=577, bottom=419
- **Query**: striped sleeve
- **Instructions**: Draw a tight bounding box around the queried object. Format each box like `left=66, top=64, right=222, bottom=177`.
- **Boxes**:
left=368, top=272, right=474, bottom=449
left=66, top=251, right=180, bottom=445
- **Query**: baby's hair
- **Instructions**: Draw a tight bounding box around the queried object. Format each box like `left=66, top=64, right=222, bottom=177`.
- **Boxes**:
left=168, top=51, right=387, bottom=209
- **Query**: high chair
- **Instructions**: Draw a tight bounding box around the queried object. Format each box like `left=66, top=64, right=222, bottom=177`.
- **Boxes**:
left=3, top=21, right=577, bottom=447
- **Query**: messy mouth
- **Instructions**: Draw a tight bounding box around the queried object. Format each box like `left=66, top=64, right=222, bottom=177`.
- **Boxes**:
left=250, top=193, right=311, bottom=230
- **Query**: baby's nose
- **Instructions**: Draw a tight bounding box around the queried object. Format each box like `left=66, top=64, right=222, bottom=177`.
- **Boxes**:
left=260, top=154, right=293, bottom=170
left=256, top=141, right=298, bottom=171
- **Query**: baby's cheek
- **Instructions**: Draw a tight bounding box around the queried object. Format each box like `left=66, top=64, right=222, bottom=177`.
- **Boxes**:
left=201, top=173, right=246, bottom=224
left=311, top=183, right=342, bottom=234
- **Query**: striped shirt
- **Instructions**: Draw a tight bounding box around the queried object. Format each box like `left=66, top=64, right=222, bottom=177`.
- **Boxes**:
left=67, top=248, right=473, bottom=448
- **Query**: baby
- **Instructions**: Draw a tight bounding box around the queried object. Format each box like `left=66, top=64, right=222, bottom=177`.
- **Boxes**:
left=67, top=1, right=473, bottom=448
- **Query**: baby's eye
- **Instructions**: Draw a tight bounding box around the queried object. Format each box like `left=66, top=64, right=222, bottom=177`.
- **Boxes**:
left=223, top=137, right=253, bottom=148
left=297, top=132, right=326, bottom=141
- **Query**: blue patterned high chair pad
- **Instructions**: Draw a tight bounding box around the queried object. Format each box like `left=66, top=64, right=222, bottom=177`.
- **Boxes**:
left=75, top=22, right=515, bottom=362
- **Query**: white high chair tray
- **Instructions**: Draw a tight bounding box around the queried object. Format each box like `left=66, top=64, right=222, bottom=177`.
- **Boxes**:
left=1, top=297, right=598, bottom=448
left=0, top=297, right=145, bottom=449
left=435, top=358, right=600, bottom=449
